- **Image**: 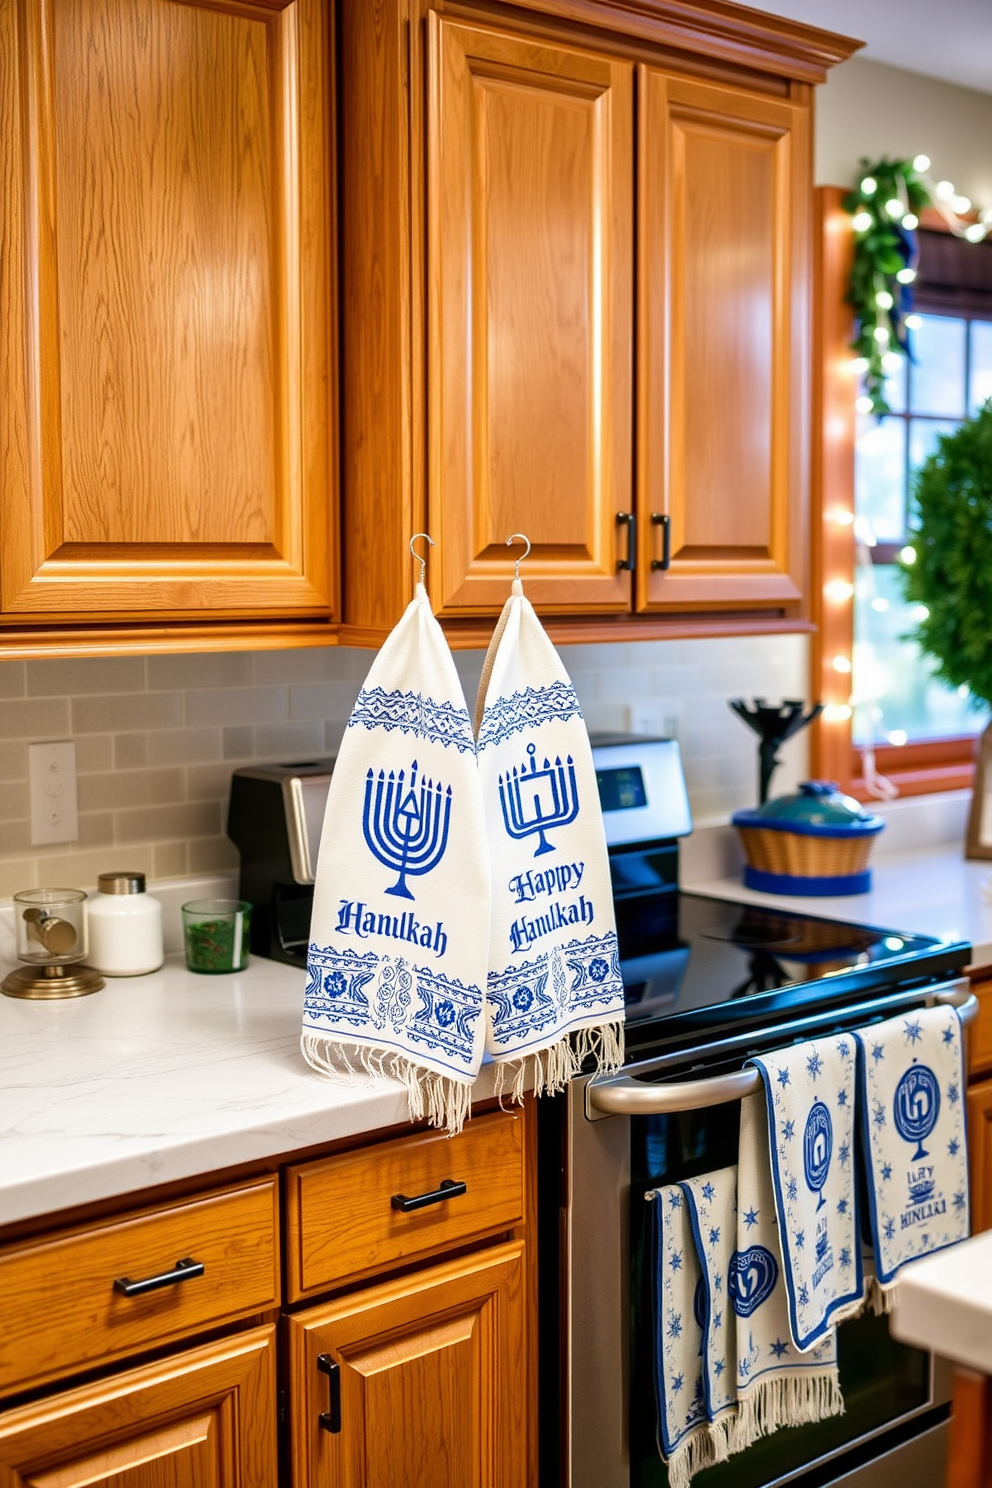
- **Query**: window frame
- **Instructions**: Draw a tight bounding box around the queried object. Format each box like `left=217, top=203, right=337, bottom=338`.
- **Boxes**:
left=811, top=188, right=979, bottom=800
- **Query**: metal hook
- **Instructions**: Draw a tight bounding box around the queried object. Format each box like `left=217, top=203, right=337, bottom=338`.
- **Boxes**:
left=505, top=532, right=531, bottom=581
left=409, top=532, right=434, bottom=587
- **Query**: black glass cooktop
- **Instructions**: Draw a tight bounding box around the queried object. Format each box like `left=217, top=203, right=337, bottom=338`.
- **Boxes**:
left=616, top=890, right=969, bottom=1055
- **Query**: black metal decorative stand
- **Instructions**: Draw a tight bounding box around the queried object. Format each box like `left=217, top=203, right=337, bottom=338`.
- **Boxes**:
left=729, top=698, right=824, bottom=805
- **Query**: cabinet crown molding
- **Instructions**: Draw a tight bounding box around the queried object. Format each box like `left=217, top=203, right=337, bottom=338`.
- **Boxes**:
left=504, top=0, right=863, bottom=82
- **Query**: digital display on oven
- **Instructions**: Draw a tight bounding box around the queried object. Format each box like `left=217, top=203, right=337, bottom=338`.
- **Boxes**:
left=596, top=765, right=647, bottom=813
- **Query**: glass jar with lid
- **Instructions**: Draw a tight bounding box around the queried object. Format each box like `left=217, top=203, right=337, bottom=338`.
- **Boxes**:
left=86, top=871, right=164, bottom=976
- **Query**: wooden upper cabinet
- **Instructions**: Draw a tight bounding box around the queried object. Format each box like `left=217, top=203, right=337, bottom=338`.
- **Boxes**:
left=428, top=18, right=633, bottom=615
left=636, top=68, right=810, bottom=612
left=0, top=0, right=335, bottom=623
left=338, top=0, right=857, bottom=642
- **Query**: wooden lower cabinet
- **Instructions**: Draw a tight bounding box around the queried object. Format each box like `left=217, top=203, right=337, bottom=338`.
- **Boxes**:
left=288, top=1242, right=529, bottom=1488
left=0, top=1325, right=277, bottom=1486
left=967, top=1077, right=992, bottom=1234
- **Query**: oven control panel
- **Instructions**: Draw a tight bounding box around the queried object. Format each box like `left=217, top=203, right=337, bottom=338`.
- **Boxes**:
left=590, top=734, right=692, bottom=847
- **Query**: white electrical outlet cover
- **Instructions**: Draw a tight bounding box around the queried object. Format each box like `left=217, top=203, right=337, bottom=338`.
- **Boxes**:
left=28, top=741, right=80, bottom=846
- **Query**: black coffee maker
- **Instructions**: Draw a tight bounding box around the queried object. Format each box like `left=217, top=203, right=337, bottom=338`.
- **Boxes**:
left=227, top=759, right=334, bottom=965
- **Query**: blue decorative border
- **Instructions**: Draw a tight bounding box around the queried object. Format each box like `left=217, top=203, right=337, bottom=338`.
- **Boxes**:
left=347, top=686, right=476, bottom=753
left=477, top=681, right=583, bottom=751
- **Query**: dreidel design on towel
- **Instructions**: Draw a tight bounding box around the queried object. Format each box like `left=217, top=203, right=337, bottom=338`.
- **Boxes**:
left=362, top=761, right=452, bottom=900
left=498, top=742, right=579, bottom=857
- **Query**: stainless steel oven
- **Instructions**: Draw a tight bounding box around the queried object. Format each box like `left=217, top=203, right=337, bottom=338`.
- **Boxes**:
left=552, top=737, right=975, bottom=1488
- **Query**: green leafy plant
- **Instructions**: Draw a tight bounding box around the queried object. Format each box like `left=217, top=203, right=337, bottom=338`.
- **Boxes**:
left=900, top=402, right=992, bottom=704
left=843, top=157, right=930, bottom=417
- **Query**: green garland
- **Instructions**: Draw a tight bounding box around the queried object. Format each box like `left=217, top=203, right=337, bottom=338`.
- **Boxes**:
left=900, top=403, right=992, bottom=705
left=843, top=157, right=931, bottom=417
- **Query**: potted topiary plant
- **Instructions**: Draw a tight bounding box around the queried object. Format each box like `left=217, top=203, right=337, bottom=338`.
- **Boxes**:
left=900, top=401, right=992, bottom=857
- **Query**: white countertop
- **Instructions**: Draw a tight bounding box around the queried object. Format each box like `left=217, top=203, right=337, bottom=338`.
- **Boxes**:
left=689, top=845, right=992, bottom=970
left=5, top=824, right=991, bottom=1231
left=891, top=1230, right=992, bottom=1374
left=0, top=953, right=499, bottom=1228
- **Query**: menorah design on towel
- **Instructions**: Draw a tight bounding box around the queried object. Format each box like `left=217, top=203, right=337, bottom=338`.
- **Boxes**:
left=363, top=761, right=452, bottom=900
left=498, top=742, right=579, bottom=857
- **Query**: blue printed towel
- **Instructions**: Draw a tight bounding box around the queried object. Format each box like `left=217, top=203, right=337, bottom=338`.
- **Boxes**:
left=474, top=579, right=624, bottom=1096
left=648, top=1184, right=713, bottom=1488
left=750, top=1035, right=864, bottom=1349
left=854, top=1005, right=969, bottom=1307
left=302, top=584, right=491, bottom=1132
left=734, top=1093, right=842, bottom=1448
left=682, top=1168, right=738, bottom=1451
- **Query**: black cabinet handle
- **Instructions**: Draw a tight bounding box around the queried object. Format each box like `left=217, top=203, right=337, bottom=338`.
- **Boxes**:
left=616, top=511, right=636, bottom=572
left=317, top=1354, right=342, bottom=1433
left=651, top=513, right=671, bottom=571
left=390, top=1177, right=467, bottom=1213
left=113, top=1256, right=204, bottom=1297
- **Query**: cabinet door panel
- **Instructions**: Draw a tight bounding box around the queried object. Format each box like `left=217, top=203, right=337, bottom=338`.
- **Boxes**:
left=0, top=1326, right=276, bottom=1486
left=637, top=69, right=808, bottom=611
left=428, top=17, right=633, bottom=614
left=967, top=1077, right=992, bottom=1233
left=289, top=1242, right=528, bottom=1488
left=0, top=0, right=334, bottom=619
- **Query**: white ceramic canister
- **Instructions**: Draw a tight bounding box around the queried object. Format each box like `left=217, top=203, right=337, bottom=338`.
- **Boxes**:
left=86, top=871, right=164, bottom=975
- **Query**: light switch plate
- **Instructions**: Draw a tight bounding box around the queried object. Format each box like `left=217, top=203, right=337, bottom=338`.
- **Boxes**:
left=29, top=741, right=79, bottom=846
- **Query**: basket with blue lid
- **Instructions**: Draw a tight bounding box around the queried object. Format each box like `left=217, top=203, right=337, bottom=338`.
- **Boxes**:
left=731, top=780, right=885, bottom=896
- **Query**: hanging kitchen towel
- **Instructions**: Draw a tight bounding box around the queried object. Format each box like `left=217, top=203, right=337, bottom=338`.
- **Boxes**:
left=733, top=1092, right=843, bottom=1449
left=474, top=578, right=624, bottom=1095
left=854, top=1004, right=969, bottom=1309
left=302, top=583, right=490, bottom=1134
left=682, top=1167, right=739, bottom=1454
left=749, top=1035, right=864, bottom=1350
left=647, top=1183, right=717, bottom=1488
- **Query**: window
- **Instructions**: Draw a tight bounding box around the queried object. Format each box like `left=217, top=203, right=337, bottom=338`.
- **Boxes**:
left=852, top=309, right=992, bottom=750
left=813, top=202, right=992, bottom=799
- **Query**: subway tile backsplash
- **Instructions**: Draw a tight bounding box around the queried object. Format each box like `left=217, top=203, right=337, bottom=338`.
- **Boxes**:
left=0, top=634, right=809, bottom=897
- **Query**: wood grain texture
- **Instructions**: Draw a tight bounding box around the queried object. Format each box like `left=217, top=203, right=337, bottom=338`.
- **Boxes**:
left=809, top=185, right=856, bottom=786
left=0, top=1177, right=279, bottom=1395
left=1, top=0, right=335, bottom=620
left=637, top=67, right=809, bottom=612
left=338, top=0, right=415, bottom=633
left=494, top=0, right=862, bottom=86
left=289, top=1242, right=530, bottom=1488
left=429, top=16, right=633, bottom=614
left=0, top=1325, right=277, bottom=1486
left=0, top=618, right=340, bottom=659
left=285, top=1109, right=525, bottom=1301
left=969, top=976, right=992, bottom=1079
left=948, top=1368, right=992, bottom=1488
left=967, top=1077, right=992, bottom=1234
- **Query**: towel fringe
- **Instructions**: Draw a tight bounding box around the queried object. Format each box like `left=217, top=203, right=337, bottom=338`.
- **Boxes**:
left=301, top=1034, right=473, bottom=1135
left=865, top=1273, right=895, bottom=1315
left=492, top=1019, right=625, bottom=1106
left=663, top=1422, right=723, bottom=1488
left=731, top=1370, right=844, bottom=1454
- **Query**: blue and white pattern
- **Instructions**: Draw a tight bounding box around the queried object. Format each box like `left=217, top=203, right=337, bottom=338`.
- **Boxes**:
left=476, top=680, right=583, bottom=751
left=649, top=1184, right=712, bottom=1488
left=347, top=686, right=477, bottom=752
left=682, top=1169, right=738, bottom=1440
left=302, top=585, right=490, bottom=1132
left=475, top=580, right=624, bottom=1093
left=734, top=1093, right=842, bottom=1448
left=854, top=1005, right=969, bottom=1298
left=749, top=1036, right=864, bottom=1350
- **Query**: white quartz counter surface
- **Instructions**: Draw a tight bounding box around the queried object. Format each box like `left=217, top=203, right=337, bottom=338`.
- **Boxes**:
left=891, top=1230, right=992, bottom=1374
left=688, top=845, right=992, bottom=971
left=6, top=833, right=991, bottom=1231
left=0, top=954, right=500, bottom=1228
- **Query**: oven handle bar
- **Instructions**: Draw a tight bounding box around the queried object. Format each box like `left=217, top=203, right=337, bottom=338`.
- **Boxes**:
left=587, top=985, right=978, bottom=1116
